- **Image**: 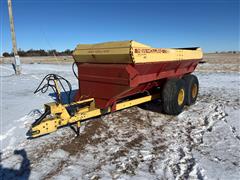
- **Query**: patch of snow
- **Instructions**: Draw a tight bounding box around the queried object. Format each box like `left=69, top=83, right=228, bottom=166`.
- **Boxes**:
left=0, top=64, right=239, bottom=179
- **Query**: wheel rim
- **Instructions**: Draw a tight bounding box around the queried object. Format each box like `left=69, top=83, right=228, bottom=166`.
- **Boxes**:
left=178, top=88, right=185, bottom=106
left=191, top=84, right=198, bottom=98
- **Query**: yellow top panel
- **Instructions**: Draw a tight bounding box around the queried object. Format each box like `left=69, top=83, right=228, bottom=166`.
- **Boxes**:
left=72, top=40, right=203, bottom=64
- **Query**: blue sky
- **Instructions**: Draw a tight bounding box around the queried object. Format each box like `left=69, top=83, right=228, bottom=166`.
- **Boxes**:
left=1, top=0, right=239, bottom=53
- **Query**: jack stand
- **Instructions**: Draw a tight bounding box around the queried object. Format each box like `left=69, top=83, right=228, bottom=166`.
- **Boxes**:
left=70, top=121, right=81, bottom=136
left=76, top=121, right=81, bottom=136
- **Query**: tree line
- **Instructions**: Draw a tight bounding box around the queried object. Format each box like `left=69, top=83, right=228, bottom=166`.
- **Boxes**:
left=2, top=49, right=73, bottom=57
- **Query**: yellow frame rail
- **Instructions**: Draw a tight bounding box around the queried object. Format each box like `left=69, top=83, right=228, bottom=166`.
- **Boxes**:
left=30, top=93, right=160, bottom=138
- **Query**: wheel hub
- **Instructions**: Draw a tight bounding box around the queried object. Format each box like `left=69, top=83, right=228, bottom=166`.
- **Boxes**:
left=178, top=88, right=185, bottom=106
left=192, top=84, right=198, bottom=98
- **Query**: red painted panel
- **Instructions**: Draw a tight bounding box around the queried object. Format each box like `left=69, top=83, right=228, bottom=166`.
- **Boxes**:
left=75, top=59, right=200, bottom=109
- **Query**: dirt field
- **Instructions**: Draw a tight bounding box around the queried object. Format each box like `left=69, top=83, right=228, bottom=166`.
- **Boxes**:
left=0, top=53, right=239, bottom=179
left=197, top=53, right=240, bottom=72
left=1, top=53, right=239, bottom=65
left=1, top=53, right=239, bottom=73
left=1, top=56, right=73, bottom=64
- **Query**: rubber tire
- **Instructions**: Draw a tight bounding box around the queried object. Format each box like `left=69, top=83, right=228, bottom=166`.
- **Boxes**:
left=161, top=78, right=186, bottom=115
left=183, top=74, right=199, bottom=106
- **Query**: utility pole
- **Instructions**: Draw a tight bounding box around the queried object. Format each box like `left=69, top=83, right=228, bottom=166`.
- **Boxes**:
left=7, top=0, right=21, bottom=75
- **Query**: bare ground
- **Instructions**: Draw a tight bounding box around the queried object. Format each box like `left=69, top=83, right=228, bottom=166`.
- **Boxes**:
left=6, top=88, right=238, bottom=179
